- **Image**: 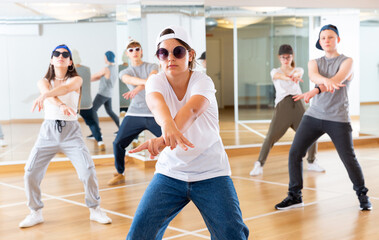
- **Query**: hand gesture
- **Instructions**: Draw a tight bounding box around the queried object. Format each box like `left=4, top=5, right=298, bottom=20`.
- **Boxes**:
left=60, top=104, right=77, bottom=116
left=31, top=94, right=47, bottom=112
left=323, top=78, right=345, bottom=92
left=162, top=123, right=194, bottom=151
left=129, top=137, right=166, bottom=159
left=293, top=90, right=316, bottom=103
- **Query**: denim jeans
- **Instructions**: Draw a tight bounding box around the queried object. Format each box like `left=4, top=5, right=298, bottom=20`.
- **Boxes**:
left=126, top=174, right=249, bottom=240
left=288, top=115, right=367, bottom=196
left=92, top=94, right=120, bottom=128
left=113, top=116, right=161, bottom=174
left=80, top=108, right=102, bottom=142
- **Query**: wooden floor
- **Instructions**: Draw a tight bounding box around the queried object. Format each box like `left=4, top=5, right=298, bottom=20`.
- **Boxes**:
left=1, top=142, right=379, bottom=239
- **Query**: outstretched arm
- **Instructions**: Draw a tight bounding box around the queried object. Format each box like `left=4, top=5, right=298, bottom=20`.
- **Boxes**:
left=122, top=85, right=145, bottom=100
left=91, top=67, right=108, bottom=81
left=32, top=76, right=82, bottom=114
left=130, top=93, right=209, bottom=157
left=308, top=58, right=352, bottom=92
left=121, top=70, right=158, bottom=86
left=293, top=84, right=327, bottom=103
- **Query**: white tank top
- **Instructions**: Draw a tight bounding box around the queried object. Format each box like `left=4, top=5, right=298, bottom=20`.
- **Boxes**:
left=44, top=78, right=79, bottom=121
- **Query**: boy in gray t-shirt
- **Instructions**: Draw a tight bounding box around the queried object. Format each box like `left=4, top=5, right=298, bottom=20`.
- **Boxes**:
left=275, top=24, right=372, bottom=211
left=108, top=40, right=162, bottom=185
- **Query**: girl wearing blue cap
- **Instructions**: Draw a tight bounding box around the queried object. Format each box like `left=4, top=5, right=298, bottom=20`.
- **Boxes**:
left=91, top=51, right=120, bottom=134
left=275, top=25, right=372, bottom=211
left=19, top=44, right=112, bottom=228
left=126, top=26, right=249, bottom=239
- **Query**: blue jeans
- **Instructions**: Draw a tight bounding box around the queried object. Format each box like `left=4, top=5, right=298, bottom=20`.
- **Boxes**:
left=126, top=174, right=249, bottom=240
left=92, top=94, right=120, bottom=128
left=80, top=108, right=102, bottom=142
left=113, top=116, right=161, bottom=174
left=288, top=115, right=367, bottom=196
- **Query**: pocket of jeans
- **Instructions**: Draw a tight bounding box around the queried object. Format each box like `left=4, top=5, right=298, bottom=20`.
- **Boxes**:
left=25, top=148, right=39, bottom=172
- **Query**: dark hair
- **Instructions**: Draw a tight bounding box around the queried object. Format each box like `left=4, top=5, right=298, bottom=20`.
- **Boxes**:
left=157, top=28, right=196, bottom=70
left=278, top=44, right=295, bottom=68
left=44, top=44, right=81, bottom=113
left=44, top=44, right=79, bottom=83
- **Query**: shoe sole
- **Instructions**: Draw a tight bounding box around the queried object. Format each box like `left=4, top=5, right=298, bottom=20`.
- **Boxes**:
left=276, top=202, right=304, bottom=210
left=360, top=206, right=373, bottom=211
left=19, top=220, right=44, bottom=228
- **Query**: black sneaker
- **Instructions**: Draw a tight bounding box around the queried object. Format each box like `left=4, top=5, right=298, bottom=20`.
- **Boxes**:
left=275, top=193, right=304, bottom=210
left=114, top=131, right=118, bottom=136
left=86, top=134, right=95, bottom=140
left=358, top=193, right=372, bottom=211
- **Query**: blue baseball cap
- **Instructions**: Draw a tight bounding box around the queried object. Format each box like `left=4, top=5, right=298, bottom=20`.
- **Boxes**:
left=316, top=24, right=339, bottom=50
left=105, top=51, right=115, bottom=63
left=51, top=44, right=72, bottom=58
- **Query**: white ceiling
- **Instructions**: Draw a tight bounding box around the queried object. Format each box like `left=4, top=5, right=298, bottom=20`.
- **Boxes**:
left=1, top=0, right=379, bottom=20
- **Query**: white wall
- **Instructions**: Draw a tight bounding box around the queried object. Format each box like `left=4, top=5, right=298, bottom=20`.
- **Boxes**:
left=360, top=25, right=379, bottom=102
left=309, top=11, right=360, bottom=116
left=3, top=22, right=118, bottom=120
left=143, top=13, right=206, bottom=67
left=0, top=35, right=11, bottom=120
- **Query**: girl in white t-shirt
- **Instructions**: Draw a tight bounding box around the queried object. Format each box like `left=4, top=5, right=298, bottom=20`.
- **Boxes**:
left=250, top=44, right=325, bottom=176
left=19, top=44, right=111, bottom=228
left=127, top=26, right=249, bottom=239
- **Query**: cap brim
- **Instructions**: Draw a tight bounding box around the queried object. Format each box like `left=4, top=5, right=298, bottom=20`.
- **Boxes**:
left=315, top=39, right=323, bottom=50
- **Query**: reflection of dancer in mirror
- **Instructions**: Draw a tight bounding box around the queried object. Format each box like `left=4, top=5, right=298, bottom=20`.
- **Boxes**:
left=91, top=51, right=120, bottom=134
left=71, top=50, right=105, bottom=151
left=250, top=44, right=325, bottom=176
left=126, top=26, right=249, bottom=239
left=19, top=44, right=112, bottom=228
left=198, top=51, right=206, bottom=68
left=0, top=124, right=7, bottom=147
left=109, top=40, right=161, bottom=185
left=275, top=25, right=372, bottom=211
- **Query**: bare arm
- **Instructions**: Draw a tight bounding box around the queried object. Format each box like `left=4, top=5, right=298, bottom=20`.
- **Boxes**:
left=122, top=70, right=158, bottom=86
left=129, top=92, right=209, bottom=157
left=308, top=58, right=352, bottom=91
left=91, top=67, right=108, bottom=82
left=32, top=77, right=82, bottom=113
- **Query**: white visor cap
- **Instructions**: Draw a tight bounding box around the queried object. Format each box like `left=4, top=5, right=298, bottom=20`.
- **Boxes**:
left=155, top=25, right=193, bottom=50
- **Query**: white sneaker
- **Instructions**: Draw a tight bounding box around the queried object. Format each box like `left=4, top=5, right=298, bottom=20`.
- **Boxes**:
left=249, top=161, right=263, bottom=176
left=0, top=139, right=7, bottom=147
left=19, top=209, right=44, bottom=228
left=308, top=160, right=326, bottom=172
left=90, top=206, right=112, bottom=224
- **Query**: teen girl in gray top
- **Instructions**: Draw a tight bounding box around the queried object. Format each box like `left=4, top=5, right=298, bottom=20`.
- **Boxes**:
left=19, top=44, right=111, bottom=228
left=275, top=24, right=372, bottom=211
left=91, top=51, right=120, bottom=129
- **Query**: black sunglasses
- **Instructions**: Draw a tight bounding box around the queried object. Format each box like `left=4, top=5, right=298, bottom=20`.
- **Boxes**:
left=52, top=51, right=70, bottom=58
left=156, top=46, right=187, bottom=61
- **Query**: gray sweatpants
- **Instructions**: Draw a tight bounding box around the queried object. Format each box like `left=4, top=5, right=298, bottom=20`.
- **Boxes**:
left=24, top=120, right=100, bottom=211
left=258, top=95, right=317, bottom=166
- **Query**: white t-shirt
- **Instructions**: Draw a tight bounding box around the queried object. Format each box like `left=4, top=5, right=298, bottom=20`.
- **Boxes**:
left=271, top=67, right=303, bottom=107
left=145, top=71, right=231, bottom=182
left=44, top=78, right=79, bottom=121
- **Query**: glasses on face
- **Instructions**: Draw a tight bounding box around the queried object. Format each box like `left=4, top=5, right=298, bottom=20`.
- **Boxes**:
left=52, top=51, right=70, bottom=58
left=127, top=47, right=140, bottom=53
left=280, top=56, right=292, bottom=60
left=156, top=46, right=187, bottom=61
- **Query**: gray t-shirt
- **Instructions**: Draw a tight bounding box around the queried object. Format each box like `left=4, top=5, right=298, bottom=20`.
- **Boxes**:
left=98, top=65, right=117, bottom=98
left=76, top=65, right=92, bottom=109
left=305, top=54, right=351, bottom=122
left=119, top=62, right=159, bottom=117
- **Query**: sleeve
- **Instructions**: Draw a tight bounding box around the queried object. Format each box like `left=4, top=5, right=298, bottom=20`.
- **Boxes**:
left=150, top=63, right=159, bottom=72
left=145, top=73, right=166, bottom=97
left=270, top=68, right=278, bottom=80
left=119, top=67, right=133, bottom=80
left=190, top=74, right=216, bottom=104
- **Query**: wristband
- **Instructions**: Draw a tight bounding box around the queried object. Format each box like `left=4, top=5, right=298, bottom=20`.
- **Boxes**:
left=315, top=86, right=321, bottom=94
